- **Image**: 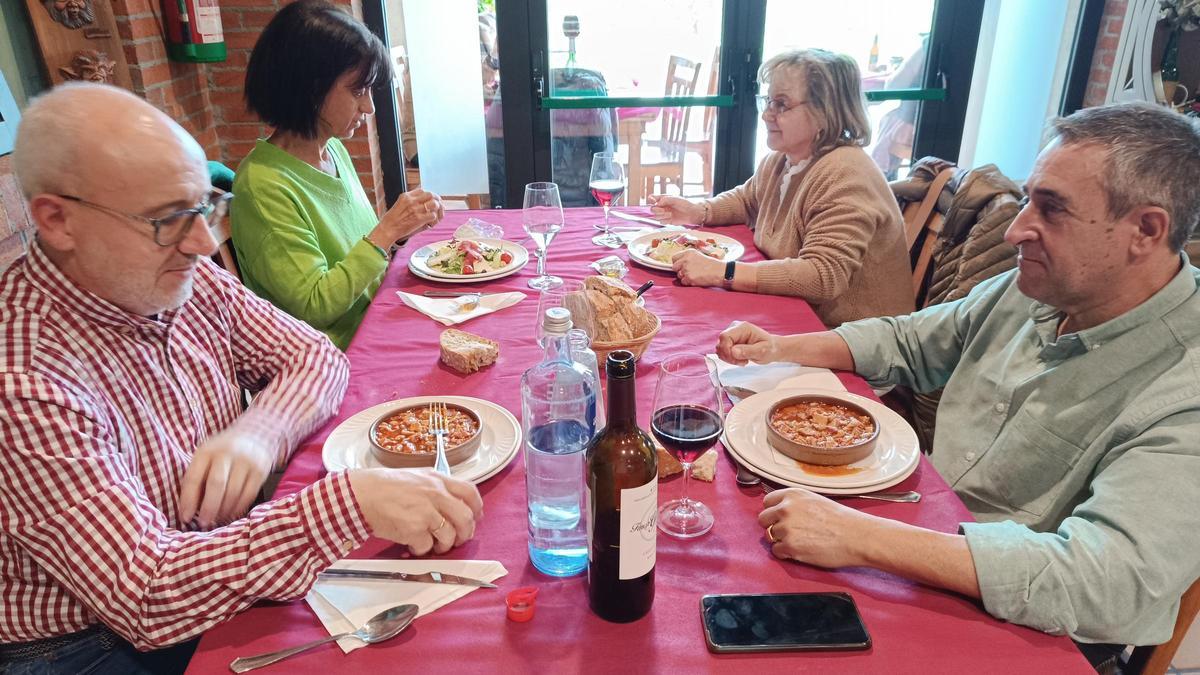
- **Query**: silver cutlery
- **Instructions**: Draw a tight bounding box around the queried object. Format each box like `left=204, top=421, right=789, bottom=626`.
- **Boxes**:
left=229, top=604, right=418, bottom=672
left=318, top=568, right=497, bottom=588
left=610, top=210, right=668, bottom=227
left=428, top=401, right=452, bottom=476
left=732, top=460, right=921, bottom=502
left=721, top=384, right=758, bottom=403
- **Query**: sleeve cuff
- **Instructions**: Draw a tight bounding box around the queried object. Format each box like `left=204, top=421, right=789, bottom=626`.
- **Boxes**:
left=297, top=472, right=372, bottom=561
left=961, top=521, right=1038, bottom=625
left=833, top=320, right=892, bottom=385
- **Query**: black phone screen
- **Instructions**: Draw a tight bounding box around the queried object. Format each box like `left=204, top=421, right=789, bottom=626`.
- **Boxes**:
left=700, top=592, right=871, bottom=652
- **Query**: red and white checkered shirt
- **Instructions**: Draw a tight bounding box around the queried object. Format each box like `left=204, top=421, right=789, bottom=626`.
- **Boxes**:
left=0, top=244, right=370, bottom=649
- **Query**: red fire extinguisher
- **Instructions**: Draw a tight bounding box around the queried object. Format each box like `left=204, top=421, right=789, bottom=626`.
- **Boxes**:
left=162, top=0, right=227, bottom=63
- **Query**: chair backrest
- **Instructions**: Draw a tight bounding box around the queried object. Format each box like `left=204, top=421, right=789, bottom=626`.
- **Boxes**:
left=210, top=216, right=241, bottom=283
left=899, top=167, right=954, bottom=306
left=661, top=55, right=701, bottom=159
left=1126, top=576, right=1200, bottom=675
left=701, top=46, right=721, bottom=139
left=441, top=194, right=487, bottom=210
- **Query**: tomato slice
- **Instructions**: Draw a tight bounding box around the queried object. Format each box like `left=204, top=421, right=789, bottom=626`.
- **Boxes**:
left=462, top=262, right=475, bottom=274
left=500, top=251, right=513, bottom=265
left=651, top=239, right=661, bottom=248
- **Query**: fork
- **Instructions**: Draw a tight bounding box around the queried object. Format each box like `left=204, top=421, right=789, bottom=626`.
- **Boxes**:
left=428, top=402, right=452, bottom=476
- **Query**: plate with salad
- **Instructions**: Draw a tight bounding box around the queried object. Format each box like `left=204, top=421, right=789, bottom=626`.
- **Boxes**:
left=408, top=238, right=529, bottom=282
left=627, top=231, right=744, bottom=272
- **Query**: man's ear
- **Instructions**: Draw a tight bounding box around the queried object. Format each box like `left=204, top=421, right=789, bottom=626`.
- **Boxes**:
left=1128, top=205, right=1171, bottom=257
left=28, top=195, right=77, bottom=253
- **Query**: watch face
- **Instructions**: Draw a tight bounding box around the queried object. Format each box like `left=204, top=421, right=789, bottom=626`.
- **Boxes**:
left=725, top=261, right=736, bottom=280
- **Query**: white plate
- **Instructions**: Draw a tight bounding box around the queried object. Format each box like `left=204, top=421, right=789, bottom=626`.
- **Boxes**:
left=322, top=396, right=521, bottom=484
left=627, top=230, right=745, bottom=272
left=723, top=387, right=919, bottom=491
left=408, top=239, right=529, bottom=282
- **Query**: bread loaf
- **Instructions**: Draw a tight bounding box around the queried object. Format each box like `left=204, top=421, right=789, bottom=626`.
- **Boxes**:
left=563, top=276, right=657, bottom=343
left=439, top=329, right=499, bottom=374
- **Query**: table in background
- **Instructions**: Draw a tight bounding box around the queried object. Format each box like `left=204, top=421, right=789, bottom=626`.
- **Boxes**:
left=186, top=209, right=1091, bottom=674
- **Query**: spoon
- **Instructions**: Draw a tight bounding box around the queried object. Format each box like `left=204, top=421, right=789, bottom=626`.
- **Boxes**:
left=732, top=462, right=921, bottom=503
left=229, top=603, right=419, bottom=673
left=423, top=291, right=481, bottom=311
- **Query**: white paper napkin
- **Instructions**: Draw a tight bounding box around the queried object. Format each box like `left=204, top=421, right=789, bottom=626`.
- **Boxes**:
left=396, top=291, right=525, bottom=326
left=706, top=354, right=845, bottom=402
left=305, top=559, right=508, bottom=653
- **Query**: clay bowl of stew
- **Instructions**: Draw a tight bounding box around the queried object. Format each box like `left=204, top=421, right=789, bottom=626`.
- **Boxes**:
left=764, top=395, right=879, bottom=466
left=369, top=402, right=482, bottom=469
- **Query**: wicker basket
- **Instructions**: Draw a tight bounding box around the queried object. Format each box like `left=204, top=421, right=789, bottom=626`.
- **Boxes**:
left=591, top=314, right=662, bottom=364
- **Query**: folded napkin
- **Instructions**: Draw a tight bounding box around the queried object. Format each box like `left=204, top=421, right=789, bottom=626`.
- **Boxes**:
left=706, top=354, right=845, bottom=403
left=396, top=291, right=525, bottom=326
left=306, top=559, right=508, bottom=653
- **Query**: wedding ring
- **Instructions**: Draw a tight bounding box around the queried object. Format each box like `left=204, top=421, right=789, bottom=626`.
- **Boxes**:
left=433, top=517, right=447, bottom=533
left=766, top=524, right=779, bottom=544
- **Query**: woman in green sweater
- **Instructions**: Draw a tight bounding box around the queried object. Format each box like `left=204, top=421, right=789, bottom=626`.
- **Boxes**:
left=649, top=49, right=913, bottom=327
left=232, top=0, right=442, bottom=349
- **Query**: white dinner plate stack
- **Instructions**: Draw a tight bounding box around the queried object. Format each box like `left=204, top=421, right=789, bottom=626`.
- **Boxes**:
left=407, top=239, right=530, bottom=284
left=722, top=387, right=920, bottom=494
left=626, top=230, right=745, bottom=272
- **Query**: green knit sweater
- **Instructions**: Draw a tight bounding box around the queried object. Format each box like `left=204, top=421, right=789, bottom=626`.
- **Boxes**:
left=231, top=139, right=387, bottom=350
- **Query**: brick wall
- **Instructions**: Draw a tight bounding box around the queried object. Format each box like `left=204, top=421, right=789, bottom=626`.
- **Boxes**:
left=0, top=155, right=33, bottom=269
left=1083, top=0, right=1128, bottom=107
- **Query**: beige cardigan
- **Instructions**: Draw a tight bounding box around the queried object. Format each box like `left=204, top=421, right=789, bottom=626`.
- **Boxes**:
left=706, top=147, right=915, bottom=326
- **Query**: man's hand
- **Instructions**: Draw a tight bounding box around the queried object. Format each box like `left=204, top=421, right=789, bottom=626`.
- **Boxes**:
left=757, top=487, right=874, bottom=569
left=179, top=428, right=277, bottom=529
left=672, top=249, right=725, bottom=287
left=349, top=468, right=483, bottom=556
left=716, top=320, right=781, bottom=365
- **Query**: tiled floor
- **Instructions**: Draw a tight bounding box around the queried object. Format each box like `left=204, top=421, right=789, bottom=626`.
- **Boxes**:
left=1173, top=614, right=1200, bottom=671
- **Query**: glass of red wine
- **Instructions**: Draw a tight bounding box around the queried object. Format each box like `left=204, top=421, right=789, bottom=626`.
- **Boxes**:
left=589, top=152, right=626, bottom=248
left=652, top=353, right=723, bottom=538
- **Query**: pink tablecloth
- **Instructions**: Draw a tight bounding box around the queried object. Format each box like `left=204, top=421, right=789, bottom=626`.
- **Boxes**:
left=186, top=208, right=1091, bottom=674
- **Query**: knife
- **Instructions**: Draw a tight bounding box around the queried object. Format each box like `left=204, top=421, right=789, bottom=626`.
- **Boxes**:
left=610, top=210, right=670, bottom=227
left=318, top=568, right=498, bottom=588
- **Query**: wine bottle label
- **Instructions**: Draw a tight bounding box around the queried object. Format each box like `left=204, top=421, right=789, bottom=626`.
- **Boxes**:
left=618, top=478, right=657, bottom=580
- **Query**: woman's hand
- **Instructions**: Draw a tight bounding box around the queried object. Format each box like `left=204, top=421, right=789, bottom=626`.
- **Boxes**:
left=672, top=249, right=725, bottom=287
left=648, top=195, right=705, bottom=225
left=716, top=320, right=780, bottom=365
left=370, top=189, right=444, bottom=248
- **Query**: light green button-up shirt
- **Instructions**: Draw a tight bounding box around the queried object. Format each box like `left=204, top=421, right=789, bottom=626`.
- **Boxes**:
left=834, top=261, right=1200, bottom=645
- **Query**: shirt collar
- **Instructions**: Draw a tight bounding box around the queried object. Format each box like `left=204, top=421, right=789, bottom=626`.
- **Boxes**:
left=778, top=156, right=812, bottom=202
left=1029, top=253, right=1196, bottom=358
left=24, top=239, right=179, bottom=334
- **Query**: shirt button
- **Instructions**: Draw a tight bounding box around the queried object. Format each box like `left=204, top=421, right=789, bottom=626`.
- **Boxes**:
left=965, top=452, right=976, bottom=462
left=993, top=402, right=1007, bottom=414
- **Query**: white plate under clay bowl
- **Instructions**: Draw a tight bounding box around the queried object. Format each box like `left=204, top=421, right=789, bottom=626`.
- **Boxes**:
left=722, top=387, right=920, bottom=494
left=626, top=230, right=744, bottom=272
left=322, top=396, right=521, bottom=484
left=408, top=239, right=529, bottom=283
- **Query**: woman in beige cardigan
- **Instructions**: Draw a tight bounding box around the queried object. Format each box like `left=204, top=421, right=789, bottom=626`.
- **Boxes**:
left=650, top=49, right=914, bottom=326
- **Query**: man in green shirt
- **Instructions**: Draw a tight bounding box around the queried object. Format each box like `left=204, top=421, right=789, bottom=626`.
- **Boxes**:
left=717, top=102, right=1200, bottom=650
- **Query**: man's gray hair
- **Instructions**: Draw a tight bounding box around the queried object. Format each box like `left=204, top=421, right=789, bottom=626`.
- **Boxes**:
left=1050, top=102, right=1200, bottom=251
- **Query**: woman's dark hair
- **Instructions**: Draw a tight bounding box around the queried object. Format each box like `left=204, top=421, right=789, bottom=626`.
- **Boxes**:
left=244, top=0, right=391, bottom=139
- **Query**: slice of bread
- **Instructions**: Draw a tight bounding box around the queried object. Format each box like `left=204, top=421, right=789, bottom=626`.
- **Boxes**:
left=585, top=275, right=638, bottom=300
left=691, top=449, right=718, bottom=482
left=440, top=329, right=499, bottom=374
left=656, top=445, right=684, bottom=479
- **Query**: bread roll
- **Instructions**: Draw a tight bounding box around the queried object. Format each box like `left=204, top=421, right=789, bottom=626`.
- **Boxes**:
left=439, top=329, right=499, bottom=374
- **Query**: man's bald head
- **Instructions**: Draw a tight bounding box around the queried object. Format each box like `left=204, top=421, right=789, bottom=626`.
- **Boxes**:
left=13, top=82, right=207, bottom=200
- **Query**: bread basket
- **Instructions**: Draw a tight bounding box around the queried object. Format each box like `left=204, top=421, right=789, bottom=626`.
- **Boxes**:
left=591, top=314, right=661, bottom=363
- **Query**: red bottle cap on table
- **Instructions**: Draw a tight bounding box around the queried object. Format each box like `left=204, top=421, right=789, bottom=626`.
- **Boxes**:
left=506, top=586, right=538, bottom=622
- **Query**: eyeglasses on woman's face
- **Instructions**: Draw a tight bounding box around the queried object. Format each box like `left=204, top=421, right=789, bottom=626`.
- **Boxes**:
left=755, top=95, right=809, bottom=116
left=59, top=191, right=233, bottom=247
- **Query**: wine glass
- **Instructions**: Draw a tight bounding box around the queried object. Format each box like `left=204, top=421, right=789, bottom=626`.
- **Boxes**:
left=523, top=182, right=565, bottom=291
left=589, top=152, right=626, bottom=248
left=652, top=353, right=723, bottom=538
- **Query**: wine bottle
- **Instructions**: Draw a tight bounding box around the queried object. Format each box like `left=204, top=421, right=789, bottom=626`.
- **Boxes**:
left=585, top=350, right=658, bottom=622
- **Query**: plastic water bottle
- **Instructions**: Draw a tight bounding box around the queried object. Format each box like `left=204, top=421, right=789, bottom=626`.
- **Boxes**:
left=520, top=308, right=596, bottom=576
left=568, top=328, right=605, bottom=430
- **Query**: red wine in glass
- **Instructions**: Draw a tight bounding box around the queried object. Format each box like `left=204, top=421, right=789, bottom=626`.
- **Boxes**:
left=589, top=179, right=626, bottom=208
left=651, top=404, right=723, bottom=464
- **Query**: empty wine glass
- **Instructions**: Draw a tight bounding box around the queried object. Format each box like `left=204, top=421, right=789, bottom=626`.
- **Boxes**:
left=652, top=353, right=723, bottom=538
left=523, top=182, right=565, bottom=290
left=589, top=153, right=626, bottom=248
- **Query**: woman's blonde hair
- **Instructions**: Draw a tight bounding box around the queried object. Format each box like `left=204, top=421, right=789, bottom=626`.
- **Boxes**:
left=759, top=48, right=871, bottom=155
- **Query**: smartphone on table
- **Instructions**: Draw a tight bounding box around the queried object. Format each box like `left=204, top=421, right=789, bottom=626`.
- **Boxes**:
left=700, top=592, right=871, bottom=653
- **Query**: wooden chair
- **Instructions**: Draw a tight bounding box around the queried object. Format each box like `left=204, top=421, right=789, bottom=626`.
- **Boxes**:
left=440, top=194, right=488, bottom=210
left=1125, top=577, right=1200, bottom=675
left=209, top=189, right=241, bottom=283
left=685, top=46, right=721, bottom=196
left=638, top=55, right=702, bottom=197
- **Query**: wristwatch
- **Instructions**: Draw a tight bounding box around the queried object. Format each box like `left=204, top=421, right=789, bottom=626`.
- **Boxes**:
left=723, top=260, right=736, bottom=289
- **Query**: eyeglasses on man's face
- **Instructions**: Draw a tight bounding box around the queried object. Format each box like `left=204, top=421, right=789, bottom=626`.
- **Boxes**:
left=59, top=191, right=233, bottom=247
left=755, top=95, right=808, bottom=116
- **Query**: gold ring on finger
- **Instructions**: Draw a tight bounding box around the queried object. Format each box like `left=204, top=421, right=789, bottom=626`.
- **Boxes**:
left=432, top=517, right=446, bottom=533
left=766, top=524, right=779, bottom=544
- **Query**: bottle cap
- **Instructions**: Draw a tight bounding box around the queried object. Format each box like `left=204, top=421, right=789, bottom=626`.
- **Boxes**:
left=506, top=586, right=539, bottom=622
left=605, top=349, right=636, bottom=378
left=542, top=307, right=572, bottom=336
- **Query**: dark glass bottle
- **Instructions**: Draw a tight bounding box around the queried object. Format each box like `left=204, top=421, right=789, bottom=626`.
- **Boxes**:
left=585, top=350, right=658, bottom=622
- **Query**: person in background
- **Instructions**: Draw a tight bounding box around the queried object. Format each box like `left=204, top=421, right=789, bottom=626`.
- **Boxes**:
left=0, top=83, right=480, bottom=674
left=233, top=0, right=443, bottom=350
left=717, top=102, right=1200, bottom=668
left=650, top=48, right=913, bottom=327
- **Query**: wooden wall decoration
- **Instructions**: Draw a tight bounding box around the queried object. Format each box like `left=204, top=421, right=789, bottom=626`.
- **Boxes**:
left=24, top=0, right=133, bottom=90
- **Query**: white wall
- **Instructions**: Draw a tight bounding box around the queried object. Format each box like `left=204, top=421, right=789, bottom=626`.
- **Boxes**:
left=957, top=0, right=1082, bottom=182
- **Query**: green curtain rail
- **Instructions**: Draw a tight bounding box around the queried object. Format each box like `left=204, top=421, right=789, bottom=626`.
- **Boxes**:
left=539, top=89, right=944, bottom=109
left=865, top=88, right=946, bottom=102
